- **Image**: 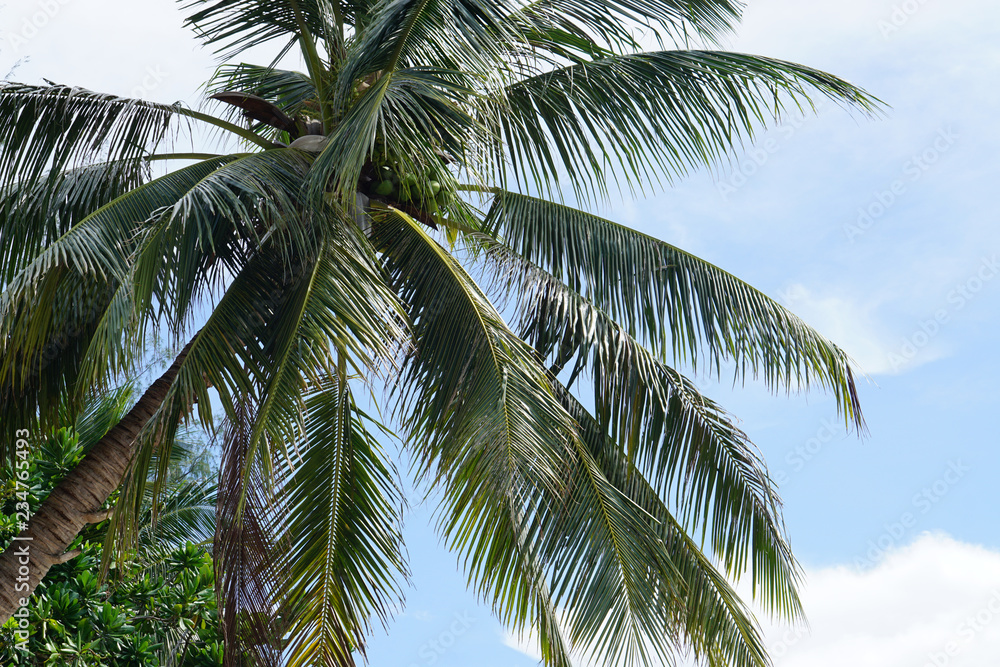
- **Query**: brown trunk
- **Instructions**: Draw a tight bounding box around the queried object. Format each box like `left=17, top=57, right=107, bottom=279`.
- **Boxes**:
left=0, top=337, right=195, bottom=624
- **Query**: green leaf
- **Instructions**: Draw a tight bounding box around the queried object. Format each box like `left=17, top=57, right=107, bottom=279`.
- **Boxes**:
left=279, top=376, right=407, bottom=666
left=0, top=83, right=176, bottom=195
left=486, top=51, right=882, bottom=202
left=482, top=190, right=865, bottom=430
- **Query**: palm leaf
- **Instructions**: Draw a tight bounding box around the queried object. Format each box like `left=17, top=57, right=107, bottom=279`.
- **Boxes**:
left=0, top=83, right=177, bottom=193
left=237, top=226, right=406, bottom=481
left=370, top=204, right=575, bottom=488
left=481, top=239, right=801, bottom=619
left=0, top=158, right=235, bottom=455
left=337, top=0, right=511, bottom=85
left=138, top=478, right=218, bottom=552
left=372, top=204, right=671, bottom=666
left=215, top=401, right=287, bottom=667
left=278, top=376, right=408, bottom=667
left=508, top=0, right=742, bottom=52
left=482, top=190, right=865, bottom=430
left=181, top=0, right=335, bottom=58
left=485, top=51, right=881, bottom=201
left=0, top=159, right=148, bottom=287
left=128, top=149, right=315, bottom=334
left=560, top=385, right=772, bottom=667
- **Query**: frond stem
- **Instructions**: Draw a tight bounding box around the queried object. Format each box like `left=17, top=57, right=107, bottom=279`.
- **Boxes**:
left=386, top=0, right=432, bottom=74
left=288, top=0, right=332, bottom=131
left=174, top=107, right=278, bottom=149
left=145, top=153, right=225, bottom=162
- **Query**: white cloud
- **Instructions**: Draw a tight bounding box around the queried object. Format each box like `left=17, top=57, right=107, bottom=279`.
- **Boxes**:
left=764, top=534, right=1000, bottom=667
left=505, top=534, right=1000, bottom=667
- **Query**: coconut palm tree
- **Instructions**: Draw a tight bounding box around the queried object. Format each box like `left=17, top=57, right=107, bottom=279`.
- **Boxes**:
left=0, top=0, right=876, bottom=665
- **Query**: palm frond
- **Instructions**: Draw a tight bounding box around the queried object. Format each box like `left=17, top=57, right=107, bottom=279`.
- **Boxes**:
left=138, top=478, right=218, bottom=551
left=181, top=0, right=335, bottom=59
left=369, top=204, right=601, bottom=664
left=0, top=159, right=148, bottom=287
left=508, top=0, right=742, bottom=52
left=215, top=401, right=286, bottom=667
left=73, top=149, right=310, bottom=398
left=560, top=386, right=772, bottom=667
left=337, top=0, right=511, bottom=86
left=482, top=190, right=865, bottom=430
left=518, top=429, right=689, bottom=667
left=128, top=149, right=315, bottom=334
left=238, top=226, right=407, bottom=479
left=481, top=238, right=801, bottom=619
left=279, top=376, right=408, bottom=667
left=0, top=83, right=178, bottom=194
left=100, top=263, right=289, bottom=568
left=112, top=209, right=404, bottom=552
left=72, top=383, right=135, bottom=452
left=370, top=204, right=575, bottom=488
left=484, top=51, right=881, bottom=201
left=0, top=159, right=235, bottom=452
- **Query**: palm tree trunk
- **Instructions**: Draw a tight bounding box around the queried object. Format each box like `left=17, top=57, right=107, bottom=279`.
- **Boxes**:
left=0, top=336, right=195, bottom=623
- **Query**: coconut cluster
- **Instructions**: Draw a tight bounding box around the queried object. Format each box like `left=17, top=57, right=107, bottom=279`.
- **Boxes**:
left=363, top=161, right=455, bottom=213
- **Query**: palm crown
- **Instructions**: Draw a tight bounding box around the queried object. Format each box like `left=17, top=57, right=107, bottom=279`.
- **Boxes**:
left=0, top=0, right=875, bottom=665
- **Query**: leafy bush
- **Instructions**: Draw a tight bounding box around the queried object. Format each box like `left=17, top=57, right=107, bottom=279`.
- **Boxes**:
left=1, top=423, right=222, bottom=665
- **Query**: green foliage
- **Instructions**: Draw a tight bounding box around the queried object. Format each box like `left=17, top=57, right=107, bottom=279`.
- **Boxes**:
left=0, top=542, right=222, bottom=667
left=0, top=422, right=222, bottom=666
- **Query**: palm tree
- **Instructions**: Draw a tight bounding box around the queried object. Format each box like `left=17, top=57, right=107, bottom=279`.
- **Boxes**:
left=0, top=0, right=877, bottom=665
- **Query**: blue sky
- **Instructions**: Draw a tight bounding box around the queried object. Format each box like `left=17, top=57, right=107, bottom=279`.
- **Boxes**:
left=5, top=0, right=1000, bottom=665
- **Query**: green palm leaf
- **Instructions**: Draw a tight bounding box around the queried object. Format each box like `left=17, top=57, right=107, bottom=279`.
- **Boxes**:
left=0, top=83, right=176, bottom=194
left=371, top=205, right=688, bottom=666
left=0, top=158, right=235, bottom=453
left=482, top=190, right=865, bottom=430
left=138, top=478, right=218, bottom=552
left=182, top=0, right=336, bottom=58
left=481, top=240, right=800, bottom=618
left=370, top=204, right=576, bottom=487
left=128, top=149, right=315, bottom=333
left=509, top=0, right=742, bottom=52
left=561, top=385, right=771, bottom=667
left=486, top=51, right=881, bottom=200
left=279, top=376, right=408, bottom=667
left=0, top=160, right=148, bottom=287
left=238, top=227, right=406, bottom=476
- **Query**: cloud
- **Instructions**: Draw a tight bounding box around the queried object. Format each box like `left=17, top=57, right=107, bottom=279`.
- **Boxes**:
left=505, top=534, right=1000, bottom=667
left=764, top=533, right=1000, bottom=667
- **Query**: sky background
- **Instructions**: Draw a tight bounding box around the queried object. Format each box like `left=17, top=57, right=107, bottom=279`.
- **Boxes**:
left=3, top=0, right=1000, bottom=665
